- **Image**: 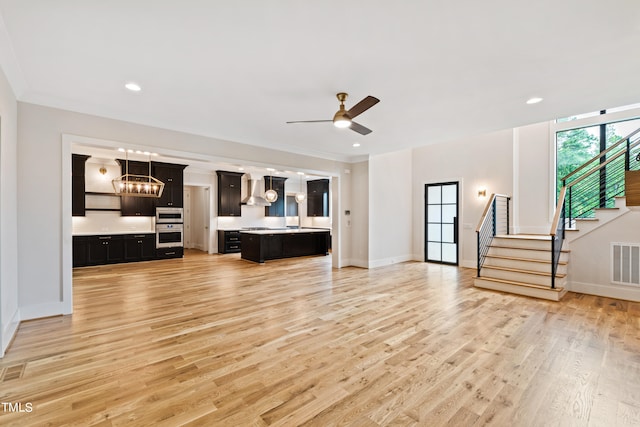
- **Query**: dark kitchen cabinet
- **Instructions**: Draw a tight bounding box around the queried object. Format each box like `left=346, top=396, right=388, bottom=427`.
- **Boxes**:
left=116, top=159, right=156, bottom=216
left=124, top=234, right=156, bottom=261
left=217, top=171, right=243, bottom=216
left=152, top=162, right=186, bottom=207
left=73, top=236, right=88, bottom=267
left=240, top=230, right=329, bottom=263
left=218, top=230, right=241, bottom=253
left=74, top=233, right=160, bottom=267
left=264, top=176, right=287, bottom=217
left=156, top=247, right=184, bottom=259
left=72, top=154, right=90, bottom=216
left=307, top=179, right=330, bottom=217
left=87, top=235, right=125, bottom=265
left=263, top=233, right=284, bottom=259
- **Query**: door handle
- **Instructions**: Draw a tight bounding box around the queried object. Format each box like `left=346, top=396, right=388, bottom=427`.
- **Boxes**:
left=453, top=216, right=458, bottom=244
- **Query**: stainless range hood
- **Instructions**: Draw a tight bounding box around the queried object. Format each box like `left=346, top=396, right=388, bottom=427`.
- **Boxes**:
left=241, top=174, right=272, bottom=206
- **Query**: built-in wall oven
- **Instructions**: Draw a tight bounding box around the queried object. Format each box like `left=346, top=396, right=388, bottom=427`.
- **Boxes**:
left=156, top=207, right=184, bottom=249
left=156, top=223, right=184, bottom=248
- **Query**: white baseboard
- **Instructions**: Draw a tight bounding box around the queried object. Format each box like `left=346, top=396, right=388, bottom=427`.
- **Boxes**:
left=19, top=301, right=67, bottom=321
left=348, top=258, right=370, bottom=268
left=461, top=259, right=476, bottom=269
left=1, top=308, right=20, bottom=357
left=368, top=254, right=414, bottom=269
left=569, top=281, right=640, bottom=302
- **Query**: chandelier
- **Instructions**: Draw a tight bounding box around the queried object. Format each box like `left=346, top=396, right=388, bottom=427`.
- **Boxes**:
left=112, top=153, right=164, bottom=198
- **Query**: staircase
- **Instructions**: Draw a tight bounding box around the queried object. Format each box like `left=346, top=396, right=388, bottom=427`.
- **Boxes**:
left=474, top=234, right=568, bottom=301
left=473, top=127, right=640, bottom=301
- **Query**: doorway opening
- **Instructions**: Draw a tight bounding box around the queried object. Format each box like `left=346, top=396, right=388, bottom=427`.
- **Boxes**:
left=183, top=186, right=211, bottom=254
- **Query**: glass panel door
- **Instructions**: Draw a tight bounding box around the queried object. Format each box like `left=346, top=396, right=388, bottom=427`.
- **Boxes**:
left=425, top=182, right=459, bottom=265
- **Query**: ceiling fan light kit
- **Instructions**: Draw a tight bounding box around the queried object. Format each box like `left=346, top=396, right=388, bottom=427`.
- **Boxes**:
left=287, top=92, right=379, bottom=135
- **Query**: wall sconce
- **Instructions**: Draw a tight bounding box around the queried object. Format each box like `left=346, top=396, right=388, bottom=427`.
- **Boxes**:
left=478, top=188, right=487, bottom=198
left=99, top=167, right=107, bottom=176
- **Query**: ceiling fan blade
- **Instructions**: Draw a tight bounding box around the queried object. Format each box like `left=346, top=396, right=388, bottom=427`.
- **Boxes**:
left=347, top=96, right=380, bottom=119
left=286, top=119, right=332, bottom=124
left=349, top=121, right=373, bottom=135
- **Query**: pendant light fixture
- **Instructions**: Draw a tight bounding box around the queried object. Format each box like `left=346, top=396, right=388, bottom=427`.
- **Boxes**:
left=295, top=172, right=306, bottom=203
left=264, top=174, right=278, bottom=203
left=112, top=151, right=165, bottom=198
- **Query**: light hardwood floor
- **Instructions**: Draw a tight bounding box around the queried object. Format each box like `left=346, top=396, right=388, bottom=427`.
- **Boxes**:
left=1, top=250, right=640, bottom=426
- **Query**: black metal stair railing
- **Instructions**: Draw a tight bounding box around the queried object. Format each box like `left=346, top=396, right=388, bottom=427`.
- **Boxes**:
left=561, top=127, right=640, bottom=224
left=476, top=194, right=510, bottom=277
left=550, top=187, right=566, bottom=289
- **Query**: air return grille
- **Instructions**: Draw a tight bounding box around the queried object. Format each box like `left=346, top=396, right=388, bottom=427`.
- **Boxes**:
left=611, top=243, right=640, bottom=286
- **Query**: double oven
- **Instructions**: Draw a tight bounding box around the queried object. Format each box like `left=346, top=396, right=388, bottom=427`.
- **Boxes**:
left=155, top=207, right=184, bottom=249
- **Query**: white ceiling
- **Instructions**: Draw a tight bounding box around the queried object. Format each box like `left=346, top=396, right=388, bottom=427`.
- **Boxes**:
left=1, top=1, right=639, bottom=162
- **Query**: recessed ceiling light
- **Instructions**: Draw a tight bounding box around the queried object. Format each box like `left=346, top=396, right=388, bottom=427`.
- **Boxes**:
left=117, top=148, right=125, bottom=152
left=238, top=167, right=245, bottom=171
left=526, top=97, right=543, bottom=105
left=353, top=143, right=361, bottom=147
left=297, top=171, right=305, bottom=175
left=125, top=82, right=142, bottom=92
left=266, top=167, right=276, bottom=172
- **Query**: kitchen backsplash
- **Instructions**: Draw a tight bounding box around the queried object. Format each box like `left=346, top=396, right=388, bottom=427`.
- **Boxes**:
left=73, top=212, right=154, bottom=235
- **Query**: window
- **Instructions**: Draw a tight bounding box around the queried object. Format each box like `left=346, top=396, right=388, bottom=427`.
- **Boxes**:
left=556, top=106, right=640, bottom=217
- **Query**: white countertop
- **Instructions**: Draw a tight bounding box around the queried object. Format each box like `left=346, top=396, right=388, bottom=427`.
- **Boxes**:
left=73, top=231, right=155, bottom=236
left=239, top=228, right=330, bottom=235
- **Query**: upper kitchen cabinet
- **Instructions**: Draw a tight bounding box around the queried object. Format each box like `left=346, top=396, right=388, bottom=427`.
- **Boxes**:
left=264, top=176, right=287, bottom=217
left=152, top=162, right=186, bottom=207
left=217, top=171, right=243, bottom=216
left=116, top=159, right=156, bottom=216
left=72, top=154, right=91, bottom=216
left=307, top=179, right=330, bottom=217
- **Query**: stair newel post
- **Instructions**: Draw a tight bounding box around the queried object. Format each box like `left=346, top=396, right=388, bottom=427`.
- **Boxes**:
left=568, top=185, right=572, bottom=228
left=506, top=196, right=510, bottom=235
left=477, top=231, right=481, bottom=277
left=492, top=197, right=497, bottom=237
left=625, top=138, right=631, bottom=171
left=551, top=238, right=556, bottom=289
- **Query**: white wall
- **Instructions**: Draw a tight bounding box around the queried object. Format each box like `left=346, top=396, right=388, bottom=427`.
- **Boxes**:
left=568, top=210, right=640, bottom=301
left=17, top=102, right=354, bottom=321
left=0, top=64, right=18, bottom=356
left=368, top=150, right=413, bottom=267
left=412, top=129, right=514, bottom=268
left=514, top=122, right=553, bottom=234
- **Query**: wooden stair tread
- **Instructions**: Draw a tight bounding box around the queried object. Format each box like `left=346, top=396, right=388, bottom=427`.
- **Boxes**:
left=484, top=254, right=568, bottom=265
left=489, top=244, right=570, bottom=253
left=481, top=265, right=566, bottom=278
left=474, top=276, right=565, bottom=292
left=495, top=234, right=551, bottom=241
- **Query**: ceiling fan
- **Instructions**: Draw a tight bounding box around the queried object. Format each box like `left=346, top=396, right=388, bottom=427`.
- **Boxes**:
left=286, top=92, right=380, bottom=135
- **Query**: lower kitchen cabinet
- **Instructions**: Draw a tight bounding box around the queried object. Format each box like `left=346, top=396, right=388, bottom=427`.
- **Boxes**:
left=218, top=230, right=241, bottom=253
left=87, top=235, right=125, bottom=265
left=240, top=230, right=329, bottom=263
left=73, top=236, right=88, bottom=267
left=124, top=234, right=156, bottom=261
left=73, top=233, right=182, bottom=267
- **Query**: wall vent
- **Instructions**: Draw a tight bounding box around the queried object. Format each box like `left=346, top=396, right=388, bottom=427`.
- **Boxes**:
left=611, top=243, right=640, bottom=286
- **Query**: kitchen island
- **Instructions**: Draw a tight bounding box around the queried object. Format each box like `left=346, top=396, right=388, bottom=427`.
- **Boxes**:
left=240, top=228, right=330, bottom=263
